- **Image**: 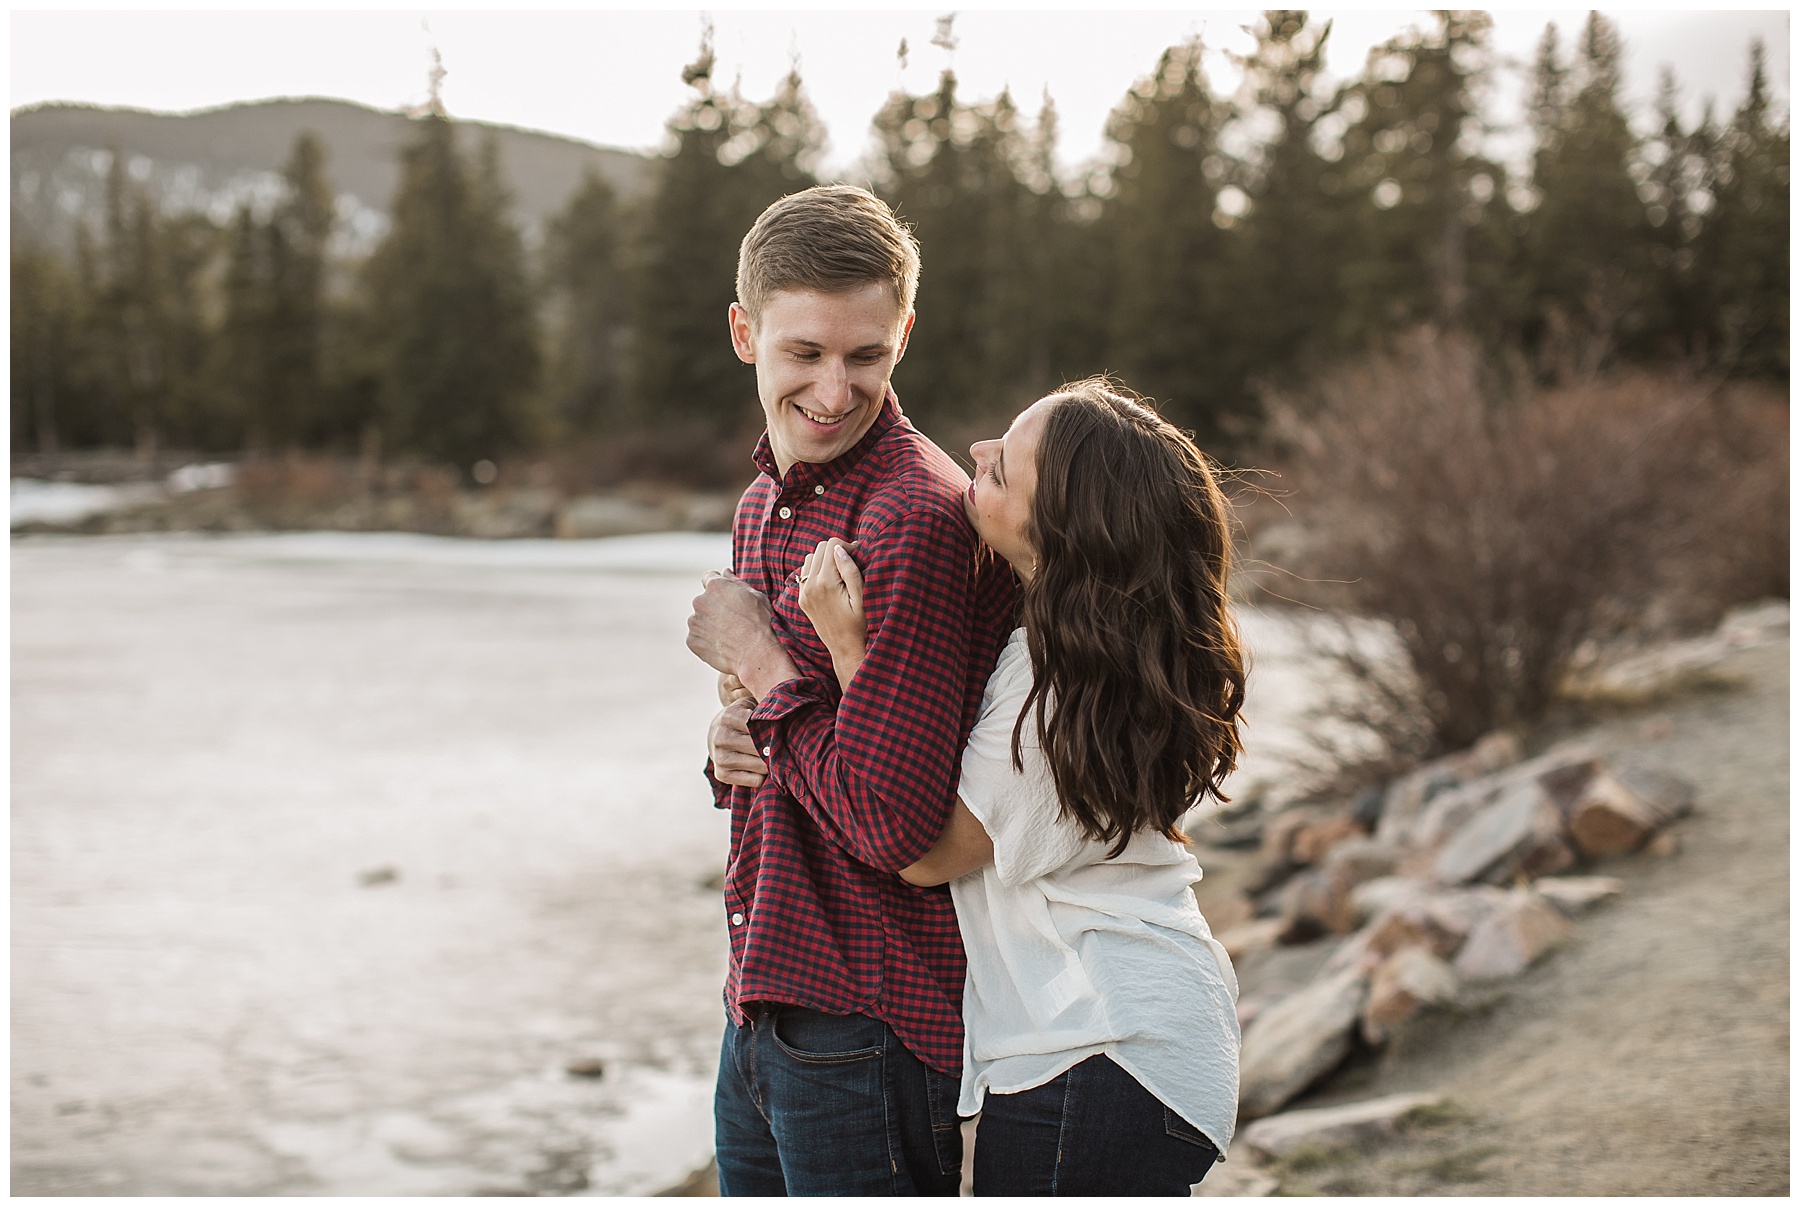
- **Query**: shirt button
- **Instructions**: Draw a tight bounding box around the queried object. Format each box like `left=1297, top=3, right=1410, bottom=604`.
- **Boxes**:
left=813, top=484, right=825, bottom=495
left=761, top=746, right=771, bottom=757
left=778, top=506, right=792, bottom=519
left=730, top=912, right=745, bottom=926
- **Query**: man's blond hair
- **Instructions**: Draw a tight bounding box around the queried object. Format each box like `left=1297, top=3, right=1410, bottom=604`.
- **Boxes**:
left=736, top=185, right=920, bottom=322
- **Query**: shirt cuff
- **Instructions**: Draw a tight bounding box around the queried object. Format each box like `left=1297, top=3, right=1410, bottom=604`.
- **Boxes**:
left=745, top=675, right=833, bottom=770
left=704, top=760, right=732, bottom=810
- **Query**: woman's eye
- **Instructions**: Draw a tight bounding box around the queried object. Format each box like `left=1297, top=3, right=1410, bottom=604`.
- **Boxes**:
left=986, top=464, right=1001, bottom=485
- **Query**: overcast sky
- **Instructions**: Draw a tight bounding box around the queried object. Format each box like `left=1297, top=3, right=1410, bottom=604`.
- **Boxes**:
left=11, top=8, right=1790, bottom=177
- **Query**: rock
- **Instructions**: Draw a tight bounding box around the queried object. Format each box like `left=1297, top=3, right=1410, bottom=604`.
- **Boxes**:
left=1218, top=917, right=1285, bottom=961
left=1193, top=810, right=1266, bottom=850
left=1278, top=868, right=1336, bottom=943
left=1647, top=830, right=1682, bottom=858
left=555, top=495, right=673, bottom=540
left=1238, top=966, right=1370, bottom=1119
left=1374, top=764, right=1463, bottom=849
left=1201, top=891, right=1257, bottom=934
left=675, top=493, right=738, bottom=532
left=1373, top=732, right=1521, bottom=847
left=1348, top=785, right=1386, bottom=831
left=1348, top=875, right=1422, bottom=926
left=1362, top=946, right=1460, bottom=1042
left=452, top=488, right=557, bottom=538
left=358, top=865, right=399, bottom=887
left=1536, top=757, right=1602, bottom=815
left=1452, top=889, right=1570, bottom=982
left=1325, top=838, right=1403, bottom=891
left=1193, top=1160, right=1278, bottom=1196
left=1311, top=839, right=1404, bottom=934
left=1407, top=779, right=1503, bottom=857
left=1431, top=779, right=1573, bottom=887
left=1420, top=885, right=1511, bottom=941
left=1567, top=765, right=1696, bottom=857
left=1291, top=814, right=1365, bottom=866
left=1259, top=806, right=1323, bottom=866
left=564, top=1057, right=606, bottom=1079
left=1237, top=1092, right=1447, bottom=1162
left=1533, top=875, right=1624, bottom=915
left=1464, top=730, right=1525, bottom=777
left=1362, top=885, right=1507, bottom=964
left=1717, top=597, right=1788, bottom=644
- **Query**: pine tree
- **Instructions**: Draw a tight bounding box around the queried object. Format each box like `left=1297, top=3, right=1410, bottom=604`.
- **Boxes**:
left=11, top=249, right=86, bottom=453
left=264, top=134, right=335, bottom=446
left=543, top=170, right=630, bottom=438
left=628, top=34, right=821, bottom=441
left=1336, top=12, right=1510, bottom=348
left=1522, top=14, right=1655, bottom=373
left=360, top=116, right=541, bottom=469
left=1640, top=69, right=1709, bottom=360
left=219, top=204, right=269, bottom=447
left=871, top=71, right=1055, bottom=435
left=1095, top=38, right=1242, bottom=442
left=1231, top=11, right=1355, bottom=383
left=1698, top=40, right=1789, bottom=377
left=82, top=151, right=223, bottom=455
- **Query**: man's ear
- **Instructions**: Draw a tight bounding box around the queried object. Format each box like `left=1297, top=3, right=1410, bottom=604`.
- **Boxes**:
left=893, top=310, right=917, bottom=364
left=728, top=302, right=757, bottom=364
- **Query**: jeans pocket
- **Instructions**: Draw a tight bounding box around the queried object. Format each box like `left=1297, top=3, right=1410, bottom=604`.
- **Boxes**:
left=1164, top=1105, right=1219, bottom=1155
left=770, top=1006, right=885, bottom=1065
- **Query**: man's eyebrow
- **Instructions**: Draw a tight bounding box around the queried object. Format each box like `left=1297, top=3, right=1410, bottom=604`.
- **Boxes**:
left=780, top=338, right=892, bottom=354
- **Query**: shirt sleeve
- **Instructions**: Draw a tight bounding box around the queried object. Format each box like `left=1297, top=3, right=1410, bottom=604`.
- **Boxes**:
left=746, top=506, right=988, bottom=871
left=955, top=640, right=1090, bottom=886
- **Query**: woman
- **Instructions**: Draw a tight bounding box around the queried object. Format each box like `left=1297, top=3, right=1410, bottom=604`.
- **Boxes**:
left=795, top=377, right=1246, bottom=1196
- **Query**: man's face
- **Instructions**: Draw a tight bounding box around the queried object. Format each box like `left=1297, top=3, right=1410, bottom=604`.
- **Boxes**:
left=729, top=283, right=914, bottom=476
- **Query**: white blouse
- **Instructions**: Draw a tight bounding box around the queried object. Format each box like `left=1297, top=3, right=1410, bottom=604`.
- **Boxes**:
left=949, top=629, right=1241, bottom=1156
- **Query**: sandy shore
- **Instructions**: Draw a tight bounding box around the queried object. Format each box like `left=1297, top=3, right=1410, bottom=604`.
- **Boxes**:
left=1229, top=635, right=1789, bottom=1195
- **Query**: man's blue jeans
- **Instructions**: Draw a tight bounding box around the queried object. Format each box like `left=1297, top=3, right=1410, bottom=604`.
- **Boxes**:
left=714, top=1004, right=963, bottom=1196
left=973, top=1053, right=1220, bottom=1195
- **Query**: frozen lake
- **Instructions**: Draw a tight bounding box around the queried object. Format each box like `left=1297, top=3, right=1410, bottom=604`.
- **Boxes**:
left=12, top=530, right=1321, bottom=1196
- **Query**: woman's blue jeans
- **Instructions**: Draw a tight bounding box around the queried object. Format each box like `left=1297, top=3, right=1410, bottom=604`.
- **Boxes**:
left=714, top=1004, right=964, bottom=1196
left=973, top=1054, right=1220, bottom=1196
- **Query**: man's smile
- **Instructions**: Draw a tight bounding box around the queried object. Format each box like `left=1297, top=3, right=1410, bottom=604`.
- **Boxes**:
left=796, top=402, right=853, bottom=427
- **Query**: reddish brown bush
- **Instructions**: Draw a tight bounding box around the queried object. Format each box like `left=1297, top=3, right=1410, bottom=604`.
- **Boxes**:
left=1262, top=328, right=1787, bottom=753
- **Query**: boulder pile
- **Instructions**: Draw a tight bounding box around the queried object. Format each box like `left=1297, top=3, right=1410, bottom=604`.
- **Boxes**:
left=1203, top=734, right=1694, bottom=1127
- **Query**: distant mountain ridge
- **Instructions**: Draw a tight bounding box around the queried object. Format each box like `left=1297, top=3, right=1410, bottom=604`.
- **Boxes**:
left=12, top=98, right=656, bottom=257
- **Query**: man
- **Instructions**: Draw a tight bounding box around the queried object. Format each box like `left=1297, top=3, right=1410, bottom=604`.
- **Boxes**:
left=684, top=184, right=1015, bottom=1195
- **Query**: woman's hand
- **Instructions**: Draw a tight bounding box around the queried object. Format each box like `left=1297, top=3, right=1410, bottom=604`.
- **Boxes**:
left=797, top=539, right=867, bottom=693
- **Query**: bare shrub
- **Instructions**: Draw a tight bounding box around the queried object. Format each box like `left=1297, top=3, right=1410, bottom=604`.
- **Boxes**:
left=1261, top=327, right=1787, bottom=755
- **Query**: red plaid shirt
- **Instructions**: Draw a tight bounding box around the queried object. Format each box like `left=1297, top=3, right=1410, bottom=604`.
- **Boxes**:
left=708, top=390, right=1017, bottom=1075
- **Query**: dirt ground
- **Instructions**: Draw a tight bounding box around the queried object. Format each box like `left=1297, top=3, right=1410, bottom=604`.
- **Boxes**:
left=1241, top=636, right=1789, bottom=1196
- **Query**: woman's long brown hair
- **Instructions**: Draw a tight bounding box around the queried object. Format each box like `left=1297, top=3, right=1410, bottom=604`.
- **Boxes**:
left=1013, top=378, right=1246, bottom=855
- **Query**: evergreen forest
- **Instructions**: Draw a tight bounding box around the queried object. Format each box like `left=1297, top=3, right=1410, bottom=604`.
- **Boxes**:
left=11, top=13, right=1789, bottom=481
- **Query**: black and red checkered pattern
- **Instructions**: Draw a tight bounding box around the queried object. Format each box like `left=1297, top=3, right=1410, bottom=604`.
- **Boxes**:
left=707, top=390, right=1017, bottom=1076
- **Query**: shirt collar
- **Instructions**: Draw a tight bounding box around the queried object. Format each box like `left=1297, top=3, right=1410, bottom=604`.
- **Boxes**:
left=750, top=386, right=906, bottom=490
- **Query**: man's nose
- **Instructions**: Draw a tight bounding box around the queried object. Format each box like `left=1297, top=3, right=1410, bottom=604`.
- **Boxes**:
left=815, top=358, right=854, bottom=411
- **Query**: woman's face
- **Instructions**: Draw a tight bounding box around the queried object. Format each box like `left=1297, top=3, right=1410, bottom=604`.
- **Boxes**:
left=965, top=398, right=1053, bottom=580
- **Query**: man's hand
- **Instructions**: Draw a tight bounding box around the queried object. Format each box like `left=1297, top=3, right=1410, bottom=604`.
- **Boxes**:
left=718, top=672, right=754, bottom=707
left=687, top=570, right=801, bottom=699
left=709, top=697, right=768, bottom=789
